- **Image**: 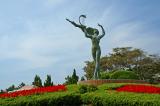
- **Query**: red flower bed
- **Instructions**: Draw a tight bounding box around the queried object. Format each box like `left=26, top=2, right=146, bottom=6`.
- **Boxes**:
left=0, top=85, right=66, bottom=98
left=116, top=84, right=160, bottom=94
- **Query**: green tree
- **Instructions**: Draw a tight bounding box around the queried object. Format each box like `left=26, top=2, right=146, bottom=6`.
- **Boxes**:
left=6, top=85, right=16, bottom=92
left=134, top=55, right=160, bottom=80
left=80, top=76, right=85, bottom=81
left=18, top=82, right=26, bottom=88
left=32, top=75, right=42, bottom=87
left=65, top=69, right=79, bottom=84
left=0, top=89, right=4, bottom=94
left=44, top=75, right=53, bottom=87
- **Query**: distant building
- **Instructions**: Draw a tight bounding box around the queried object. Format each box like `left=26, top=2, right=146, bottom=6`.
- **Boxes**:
left=17, top=85, right=38, bottom=91
left=8, top=85, right=38, bottom=93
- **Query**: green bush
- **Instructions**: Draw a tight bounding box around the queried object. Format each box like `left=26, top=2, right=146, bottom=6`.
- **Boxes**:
left=100, top=72, right=110, bottom=79
left=110, top=70, right=139, bottom=79
left=78, top=85, right=98, bottom=94
left=81, top=91, right=160, bottom=106
left=0, top=92, right=82, bottom=106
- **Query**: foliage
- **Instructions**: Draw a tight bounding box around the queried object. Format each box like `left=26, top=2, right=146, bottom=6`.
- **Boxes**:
left=97, top=83, right=127, bottom=90
left=32, top=75, right=42, bottom=87
left=134, top=55, right=160, bottom=80
left=84, top=47, right=160, bottom=80
left=80, top=76, right=85, bottom=81
left=6, top=85, right=16, bottom=92
left=1, top=83, right=160, bottom=106
left=78, top=84, right=97, bottom=94
left=110, top=70, right=139, bottom=79
left=81, top=90, right=160, bottom=106
left=83, top=61, right=95, bottom=79
left=64, top=69, right=79, bottom=85
left=44, top=75, right=53, bottom=87
left=99, top=71, right=111, bottom=79
left=5, top=83, right=26, bottom=92
left=17, top=82, right=25, bottom=89
left=0, top=91, right=82, bottom=106
left=0, top=90, right=4, bottom=94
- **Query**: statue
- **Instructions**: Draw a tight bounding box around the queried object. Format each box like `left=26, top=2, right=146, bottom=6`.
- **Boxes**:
left=66, top=15, right=105, bottom=79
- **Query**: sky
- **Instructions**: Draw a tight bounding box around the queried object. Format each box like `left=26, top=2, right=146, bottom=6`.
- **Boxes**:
left=0, top=0, right=160, bottom=89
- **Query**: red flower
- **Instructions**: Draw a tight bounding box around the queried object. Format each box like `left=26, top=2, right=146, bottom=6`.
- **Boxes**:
left=116, top=84, right=160, bottom=94
left=0, top=85, right=66, bottom=98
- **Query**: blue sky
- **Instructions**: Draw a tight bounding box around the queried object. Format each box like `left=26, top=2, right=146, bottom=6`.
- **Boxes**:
left=0, top=0, right=160, bottom=89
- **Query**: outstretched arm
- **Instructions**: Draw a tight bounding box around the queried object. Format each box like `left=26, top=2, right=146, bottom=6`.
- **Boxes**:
left=98, top=24, right=105, bottom=39
left=66, top=18, right=80, bottom=27
left=66, top=18, right=86, bottom=32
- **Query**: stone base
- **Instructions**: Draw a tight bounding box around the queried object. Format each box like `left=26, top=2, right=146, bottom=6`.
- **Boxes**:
left=77, top=79, right=148, bottom=86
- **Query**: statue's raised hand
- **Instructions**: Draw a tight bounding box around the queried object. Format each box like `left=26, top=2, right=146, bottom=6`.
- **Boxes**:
left=98, top=23, right=102, bottom=27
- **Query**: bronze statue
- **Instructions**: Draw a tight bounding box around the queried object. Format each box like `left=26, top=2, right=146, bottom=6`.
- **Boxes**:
left=66, top=15, right=105, bottom=79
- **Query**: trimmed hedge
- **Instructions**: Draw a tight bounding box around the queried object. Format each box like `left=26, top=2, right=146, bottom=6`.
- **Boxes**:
left=100, top=72, right=110, bottom=79
left=78, top=84, right=98, bottom=94
left=110, top=71, right=139, bottom=79
left=1, top=84, right=160, bottom=106
left=81, top=91, right=160, bottom=106
left=0, top=91, right=82, bottom=106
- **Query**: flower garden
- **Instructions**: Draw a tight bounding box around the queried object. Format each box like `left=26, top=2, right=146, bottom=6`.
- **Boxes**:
left=0, top=85, right=66, bottom=98
left=0, top=83, right=160, bottom=106
left=116, top=84, right=160, bottom=94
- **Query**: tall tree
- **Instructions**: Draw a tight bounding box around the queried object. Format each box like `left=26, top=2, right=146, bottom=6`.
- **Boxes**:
left=64, top=69, right=79, bottom=84
left=72, top=69, right=79, bottom=83
left=44, top=75, right=53, bottom=87
left=134, top=55, right=160, bottom=80
left=32, top=75, right=42, bottom=87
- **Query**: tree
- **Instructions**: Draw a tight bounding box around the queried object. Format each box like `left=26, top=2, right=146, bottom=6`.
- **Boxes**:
left=83, top=61, right=95, bottom=79
left=6, top=85, right=16, bottom=92
left=72, top=69, right=79, bottom=83
left=134, top=55, right=160, bottom=80
left=0, top=89, right=4, bottom=94
left=32, top=75, right=42, bottom=87
left=80, top=76, right=85, bottom=81
left=65, top=69, right=79, bottom=84
left=44, top=75, right=53, bottom=87
left=83, top=47, right=160, bottom=80
left=18, top=82, right=26, bottom=88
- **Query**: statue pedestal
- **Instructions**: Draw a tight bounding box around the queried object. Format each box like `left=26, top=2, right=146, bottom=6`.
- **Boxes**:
left=77, top=79, right=148, bottom=86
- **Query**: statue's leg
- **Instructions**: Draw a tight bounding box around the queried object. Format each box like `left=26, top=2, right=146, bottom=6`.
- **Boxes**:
left=95, top=49, right=101, bottom=79
left=92, top=48, right=97, bottom=79
left=92, top=48, right=96, bottom=62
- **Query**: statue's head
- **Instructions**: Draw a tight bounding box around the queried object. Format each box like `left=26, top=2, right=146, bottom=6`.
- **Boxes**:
left=86, top=27, right=99, bottom=35
left=94, top=29, right=99, bottom=35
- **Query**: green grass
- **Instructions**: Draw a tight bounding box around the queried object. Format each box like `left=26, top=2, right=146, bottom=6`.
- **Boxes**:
left=0, top=83, right=160, bottom=106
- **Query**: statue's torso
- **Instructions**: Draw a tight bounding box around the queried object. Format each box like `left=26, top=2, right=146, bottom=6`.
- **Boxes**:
left=91, top=35, right=100, bottom=50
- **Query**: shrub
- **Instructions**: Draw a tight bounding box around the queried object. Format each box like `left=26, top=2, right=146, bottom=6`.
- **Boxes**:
left=110, top=70, right=139, bottom=79
left=0, top=92, right=82, bottom=106
left=100, top=72, right=110, bottom=79
left=78, top=85, right=97, bottom=94
left=81, top=91, right=160, bottom=106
